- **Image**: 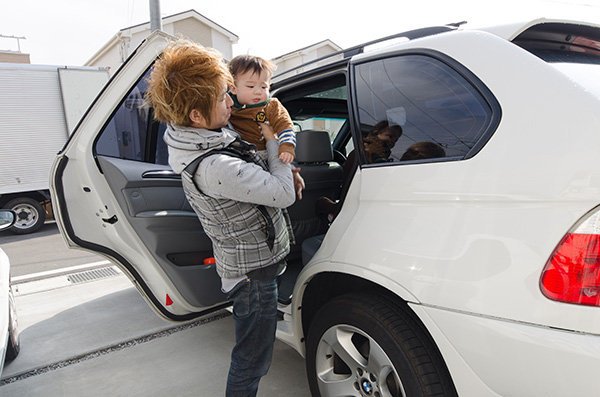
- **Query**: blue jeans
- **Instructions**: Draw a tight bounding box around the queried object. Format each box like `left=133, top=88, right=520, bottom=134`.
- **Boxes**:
left=226, top=277, right=278, bottom=397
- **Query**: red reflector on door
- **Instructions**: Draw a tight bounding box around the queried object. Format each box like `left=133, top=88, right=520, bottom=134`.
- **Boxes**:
left=166, top=294, right=173, bottom=306
left=203, top=257, right=216, bottom=265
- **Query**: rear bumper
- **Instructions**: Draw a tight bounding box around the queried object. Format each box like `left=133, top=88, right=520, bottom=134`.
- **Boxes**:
left=413, top=304, right=600, bottom=397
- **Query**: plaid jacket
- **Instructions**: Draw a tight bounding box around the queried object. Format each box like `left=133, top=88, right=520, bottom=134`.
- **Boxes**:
left=180, top=138, right=295, bottom=279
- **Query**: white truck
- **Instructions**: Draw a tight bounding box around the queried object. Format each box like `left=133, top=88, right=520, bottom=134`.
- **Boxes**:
left=0, top=63, right=109, bottom=234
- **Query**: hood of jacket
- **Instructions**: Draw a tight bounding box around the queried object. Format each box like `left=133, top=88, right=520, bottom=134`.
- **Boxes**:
left=164, top=124, right=238, bottom=174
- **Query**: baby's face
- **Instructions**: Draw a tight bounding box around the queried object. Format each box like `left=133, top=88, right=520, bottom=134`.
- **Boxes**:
left=232, top=69, right=270, bottom=105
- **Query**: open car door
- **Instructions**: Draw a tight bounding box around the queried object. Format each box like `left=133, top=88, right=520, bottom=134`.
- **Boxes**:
left=50, top=31, right=227, bottom=321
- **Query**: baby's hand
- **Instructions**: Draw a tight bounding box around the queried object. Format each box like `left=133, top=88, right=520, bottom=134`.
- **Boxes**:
left=279, top=152, right=294, bottom=164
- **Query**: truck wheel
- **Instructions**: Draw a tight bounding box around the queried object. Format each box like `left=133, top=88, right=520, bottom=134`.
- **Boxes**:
left=6, top=197, right=45, bottom=234
left=305, top=293, right=457, bottom=397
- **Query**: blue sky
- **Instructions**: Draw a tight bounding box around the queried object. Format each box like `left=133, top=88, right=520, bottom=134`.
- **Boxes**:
left=1, top=0, right=599, bottom=65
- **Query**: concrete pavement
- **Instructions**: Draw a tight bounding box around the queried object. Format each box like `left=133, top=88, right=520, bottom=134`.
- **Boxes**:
left=0, top=266, right=310, bottom=396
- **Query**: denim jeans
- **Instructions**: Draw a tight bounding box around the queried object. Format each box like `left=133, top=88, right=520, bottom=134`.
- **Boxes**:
left=226, top=277, right=278, bottom=397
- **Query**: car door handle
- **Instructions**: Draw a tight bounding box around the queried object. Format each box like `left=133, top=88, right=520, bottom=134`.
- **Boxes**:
left=102, top=215, right=118, bottom=224
left=142, top=170, right=181, bottom=179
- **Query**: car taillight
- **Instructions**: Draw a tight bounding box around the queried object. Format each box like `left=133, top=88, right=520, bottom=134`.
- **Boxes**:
left=540, top=208, right=600, bottom=307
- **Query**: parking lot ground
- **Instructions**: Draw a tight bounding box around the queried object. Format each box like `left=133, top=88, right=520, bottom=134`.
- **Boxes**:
left=0, top=268, right=310, bottom=396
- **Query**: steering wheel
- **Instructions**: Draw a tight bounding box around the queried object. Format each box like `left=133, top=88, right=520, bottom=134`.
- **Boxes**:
left=333, top=149, right=347, bottom=164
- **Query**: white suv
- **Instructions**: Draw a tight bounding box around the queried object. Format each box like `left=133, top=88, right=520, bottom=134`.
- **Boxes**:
left=51, top=17, right=600, bottom=396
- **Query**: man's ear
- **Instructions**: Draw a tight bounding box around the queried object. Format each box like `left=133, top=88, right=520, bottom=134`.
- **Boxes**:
left=189, top=109, right=208, bottom=128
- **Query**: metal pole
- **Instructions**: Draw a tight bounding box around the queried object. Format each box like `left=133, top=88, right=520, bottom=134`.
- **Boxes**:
left=149, top=0, right=162, bottom=32
left=0, top=34, right=26, bottom=52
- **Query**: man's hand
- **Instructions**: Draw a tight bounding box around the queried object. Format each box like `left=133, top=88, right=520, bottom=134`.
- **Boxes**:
left=292, top=167, right=304, bottom=200
left=259, top=122, right=276, bottom=141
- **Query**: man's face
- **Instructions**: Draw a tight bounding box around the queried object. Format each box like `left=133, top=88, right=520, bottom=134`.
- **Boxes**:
left=206, top=86, right=233, bottom=129
left=231, top=70, right=270, bottom=105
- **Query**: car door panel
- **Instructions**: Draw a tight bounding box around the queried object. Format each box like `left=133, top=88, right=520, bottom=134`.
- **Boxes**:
left=97, top=156, right=225, bottom=308
left=50, top=31, right=230, bottom=320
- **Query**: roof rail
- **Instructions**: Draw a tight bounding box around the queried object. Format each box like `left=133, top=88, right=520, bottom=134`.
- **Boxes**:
left=272, top=25, right=456, bottom=79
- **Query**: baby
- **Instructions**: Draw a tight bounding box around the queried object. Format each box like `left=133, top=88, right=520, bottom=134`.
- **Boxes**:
left=228, top=55, right=296, bottom=163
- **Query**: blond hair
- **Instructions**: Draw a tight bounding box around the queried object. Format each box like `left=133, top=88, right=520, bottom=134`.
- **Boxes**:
left=146, top=40, right=233, bottom=126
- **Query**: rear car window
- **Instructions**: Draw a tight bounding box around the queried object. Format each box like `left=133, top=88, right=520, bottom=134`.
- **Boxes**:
left=514, top=23, right=600, bottom=99
left=352, top=54, right=497, bottom=164
left=513, top=22, right=600, bottom=64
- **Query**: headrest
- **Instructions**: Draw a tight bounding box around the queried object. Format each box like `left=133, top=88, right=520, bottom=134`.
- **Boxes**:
left=295, top=130, right=333, bottom=163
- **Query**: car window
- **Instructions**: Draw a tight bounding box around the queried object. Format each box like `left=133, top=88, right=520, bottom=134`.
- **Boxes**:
left=352, top=54, right=497, bottom=165
left=96, top=69, right=352, bottom=165
left=276, top=73, right=349, bottom=145
left=95, top=69, right=157, bottom=163
left=513, top=22, right=600, bottom=65
left=94, top=68, right=169, bottom=165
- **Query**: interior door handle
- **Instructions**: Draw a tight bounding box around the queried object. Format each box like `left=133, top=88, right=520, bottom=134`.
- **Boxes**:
left=102, top=215, right=118, bottom=224
left=142, top=170, right=180, bottom=179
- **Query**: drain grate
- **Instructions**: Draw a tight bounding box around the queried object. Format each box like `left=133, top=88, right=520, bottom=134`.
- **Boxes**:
left=67, top=267, right=120, bottom=284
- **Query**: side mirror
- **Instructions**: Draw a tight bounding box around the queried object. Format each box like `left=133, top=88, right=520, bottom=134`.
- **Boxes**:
left=0, top=209, right=16, bottom=232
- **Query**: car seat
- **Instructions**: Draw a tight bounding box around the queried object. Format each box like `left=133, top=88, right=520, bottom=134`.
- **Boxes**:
left=286, top=130, right=343, bottom=262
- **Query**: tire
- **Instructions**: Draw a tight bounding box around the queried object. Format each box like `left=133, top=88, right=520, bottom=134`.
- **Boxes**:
left=305, top=293, right=457, bottom=397
left=6, top=197, right=45, bottom=235
left=5, top=286, right=20, bottom=362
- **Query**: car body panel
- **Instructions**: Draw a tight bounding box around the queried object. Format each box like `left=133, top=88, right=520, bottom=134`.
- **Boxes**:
left=413, top=304, right=600, bottom=396
left=334, top=29, right=600, bottom=334
left=280, top=18, right=600, bottom=394
left=0, top=210, right=17, bottom=374
left=0, top=248, right=10, bottom=373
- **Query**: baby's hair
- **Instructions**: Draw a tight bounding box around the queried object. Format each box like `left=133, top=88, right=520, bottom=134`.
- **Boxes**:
left=229, top=55, right=276, bottom=79
left=400, top=141, right=446, bottom=161
left=370, top=120, right=403, bottom=140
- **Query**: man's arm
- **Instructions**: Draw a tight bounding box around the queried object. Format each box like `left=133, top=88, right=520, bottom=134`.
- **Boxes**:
left=196, top=124, right=295, bottom=208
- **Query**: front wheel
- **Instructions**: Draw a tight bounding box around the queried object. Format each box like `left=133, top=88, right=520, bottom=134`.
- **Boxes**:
left=305, top=293, right=457, bottom=397
left=6, top=197, right=45, bottom=234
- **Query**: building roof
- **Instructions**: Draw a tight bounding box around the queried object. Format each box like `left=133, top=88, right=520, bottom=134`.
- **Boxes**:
left=272, top=39, right=342, bottom=62
left=121, top=9, right=238, bottom=41
left=86, top=9, right=238, bottom=66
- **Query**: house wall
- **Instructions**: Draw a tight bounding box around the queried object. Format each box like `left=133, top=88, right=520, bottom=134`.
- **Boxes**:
left=317, top=46, right=337, bottom=58
left=173, top=18, right=212, bottom=46
left=275, top=58, right=303, bottom=74
left=89, top=45, right=123, bottom=75
left=211, top=31, right=233, bottom=60
left=0, top=51, right=30, bottom=64
left=272, top=44, right=342, bottom=75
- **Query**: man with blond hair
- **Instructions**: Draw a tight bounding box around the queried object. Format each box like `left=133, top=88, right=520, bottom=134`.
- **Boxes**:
left=146, top=40, right=296, bottom=397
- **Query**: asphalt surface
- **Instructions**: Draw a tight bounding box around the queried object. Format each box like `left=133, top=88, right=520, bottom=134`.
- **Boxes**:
left=0, top=223, right=102, bottom=277
left=0, top=266, right=310, bottom=396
